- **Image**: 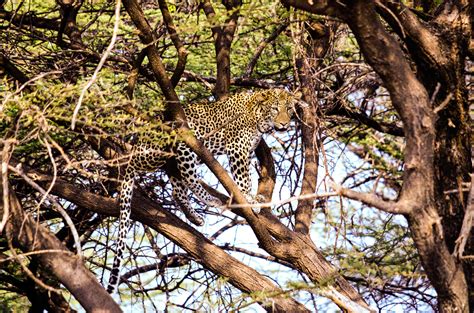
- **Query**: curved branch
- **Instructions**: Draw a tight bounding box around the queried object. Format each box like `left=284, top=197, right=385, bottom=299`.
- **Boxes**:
left=331, top=182, right=410, bottom=214
left=282, top=1, right=468, bottom=311
left=122, top=0, right=184, bottom=122
left=185, top=137, right=373, bottom=311
left=0, top=183, right=121, bottom=312
left=244, top=21, right=289, bottom=77
left=377, top=1, right=451, bottom=83
left=26, top=169, right=310, bottom=312
left=326, top=102, right=404, bottom=136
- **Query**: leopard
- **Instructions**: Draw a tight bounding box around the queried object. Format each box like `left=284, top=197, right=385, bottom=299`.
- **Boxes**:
left=106, top=88, right=303, bottom=293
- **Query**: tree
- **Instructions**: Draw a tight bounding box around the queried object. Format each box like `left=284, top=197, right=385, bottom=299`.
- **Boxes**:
left=0, top=0, right=472, bottom=312
left=281, top=0, right=473, bottom=311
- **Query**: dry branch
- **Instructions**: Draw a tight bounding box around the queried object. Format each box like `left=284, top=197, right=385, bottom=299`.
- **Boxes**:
left=33, top=171, right=310, bottom=312
left=0, top=182, right=122, bottom=312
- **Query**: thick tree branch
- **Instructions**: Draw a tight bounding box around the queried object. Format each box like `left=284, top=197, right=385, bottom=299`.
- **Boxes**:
left=189, top=139, right=373, bottom=311
left=0, top=183, right=122, bottom=312
left=56, top=0, right=84, bottom=47
left=293, top=19, right=330, bottom=234
left=85, top=131, right=371, bottom=312
left=122, top=0, right=184, bottom=122
left=244, top=21, right=289, bottom=77
left=201, top=0, right=241, bottom=99
left=346, top=2, right=468, bottom=311
left=295, top=105, right=320, bottom=234
left=378, top=1, right=451, bottom=84
left=105, top=1, right=370, bottom=309
left=345, top=1, right=434, bottom=209
left=283, top=1, right=470, bottom=311
left=0, top=10, right=60, bottom=31
left=30, top=171, right=310, bottom=312
left=0, top=54, right=30, bottom=85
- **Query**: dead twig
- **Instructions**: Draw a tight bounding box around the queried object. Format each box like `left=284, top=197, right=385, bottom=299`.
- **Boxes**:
left=71, top=0, right=122, bottom=129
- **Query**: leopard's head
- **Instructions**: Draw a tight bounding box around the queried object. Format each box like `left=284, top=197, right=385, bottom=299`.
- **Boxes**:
left=253, top=89, right=304, bottom=133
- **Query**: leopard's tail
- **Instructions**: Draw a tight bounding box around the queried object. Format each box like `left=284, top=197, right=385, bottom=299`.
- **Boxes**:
left=107, top=168, right=135, bottom=293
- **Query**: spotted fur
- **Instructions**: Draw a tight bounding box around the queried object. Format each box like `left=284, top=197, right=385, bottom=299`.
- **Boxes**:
left=107, top=88, right=302, bottom=293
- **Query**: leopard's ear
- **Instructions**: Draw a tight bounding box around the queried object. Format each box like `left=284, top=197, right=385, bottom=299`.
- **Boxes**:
left=253, top=92, right=267, bottom=102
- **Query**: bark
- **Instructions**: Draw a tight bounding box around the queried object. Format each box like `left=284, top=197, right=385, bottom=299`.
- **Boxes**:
left=29, top=171, right=310, bottom=312
left=201, top=0, right=241, bottom=99
left=190, top=137, right=372, bottom=311
left=294, top=20, right=329, bottom=234
left=0, top=258, right=77, bottom=312
left=0, top=183, right=122, bottom=313
left=90, top=5, right=312, bottom=310
left=121, top=0, right=184, bottom=123
left=115, top=0, right=370, bottom=309
left=157, top=0, right=188, bottom=87
left=56, top=0, right=84, bottom=47
left=244, top=21, right=289, bottom=77
left=294, top=100, right=319, bottom=235
left=348, top=2, right=468, bottom=311
left=281, top=0, right=472, bottom=311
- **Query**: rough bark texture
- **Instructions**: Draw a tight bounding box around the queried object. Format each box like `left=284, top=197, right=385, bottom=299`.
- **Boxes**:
left=122, top=0, right=184, bottom=123
left=118, top=0, right=370, bottom=310
left=6, top=0, right=469, bottom=310
left=31, top=171, right=310, bottom=312
left=199, top=139, right=372, bottom=312
left=201, top=0, right=241, bottom=99
left=0, top=184, right=122, bottom=313
left=281, top=0, right=472, bottom=311
left=157, top=0, right=188, bottom=87
left=294, top=20, right=329, bottom=234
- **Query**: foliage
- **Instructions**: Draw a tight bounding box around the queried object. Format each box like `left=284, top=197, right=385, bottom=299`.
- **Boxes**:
left=0, top=0, right=471, bottom=312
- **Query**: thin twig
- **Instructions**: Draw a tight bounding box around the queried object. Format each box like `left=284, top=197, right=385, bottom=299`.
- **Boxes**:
left=0, top=139, right=14, bottom=233
left=453, top=175, right=474, bottom=258
left=0, top=249, right=68, bottom=263
left=8, top=164, right=83, bottom=257
left=71, top=0, right=122, bottom=129
left=433, top=93, right=453, bottom=114
left=221, top=191, right=338, bottom=210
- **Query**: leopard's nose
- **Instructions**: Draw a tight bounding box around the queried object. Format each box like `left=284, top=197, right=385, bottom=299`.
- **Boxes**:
left=274, top=123, right=288, bottom=131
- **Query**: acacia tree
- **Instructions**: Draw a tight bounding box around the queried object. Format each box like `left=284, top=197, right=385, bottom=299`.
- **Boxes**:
left=281, top=0, right=473, bottom=311
left=0, top=0, right=472, bottom=312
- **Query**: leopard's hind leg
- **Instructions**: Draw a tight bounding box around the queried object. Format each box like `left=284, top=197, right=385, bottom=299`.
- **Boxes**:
left=170, top=176, right=205, bottom=226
